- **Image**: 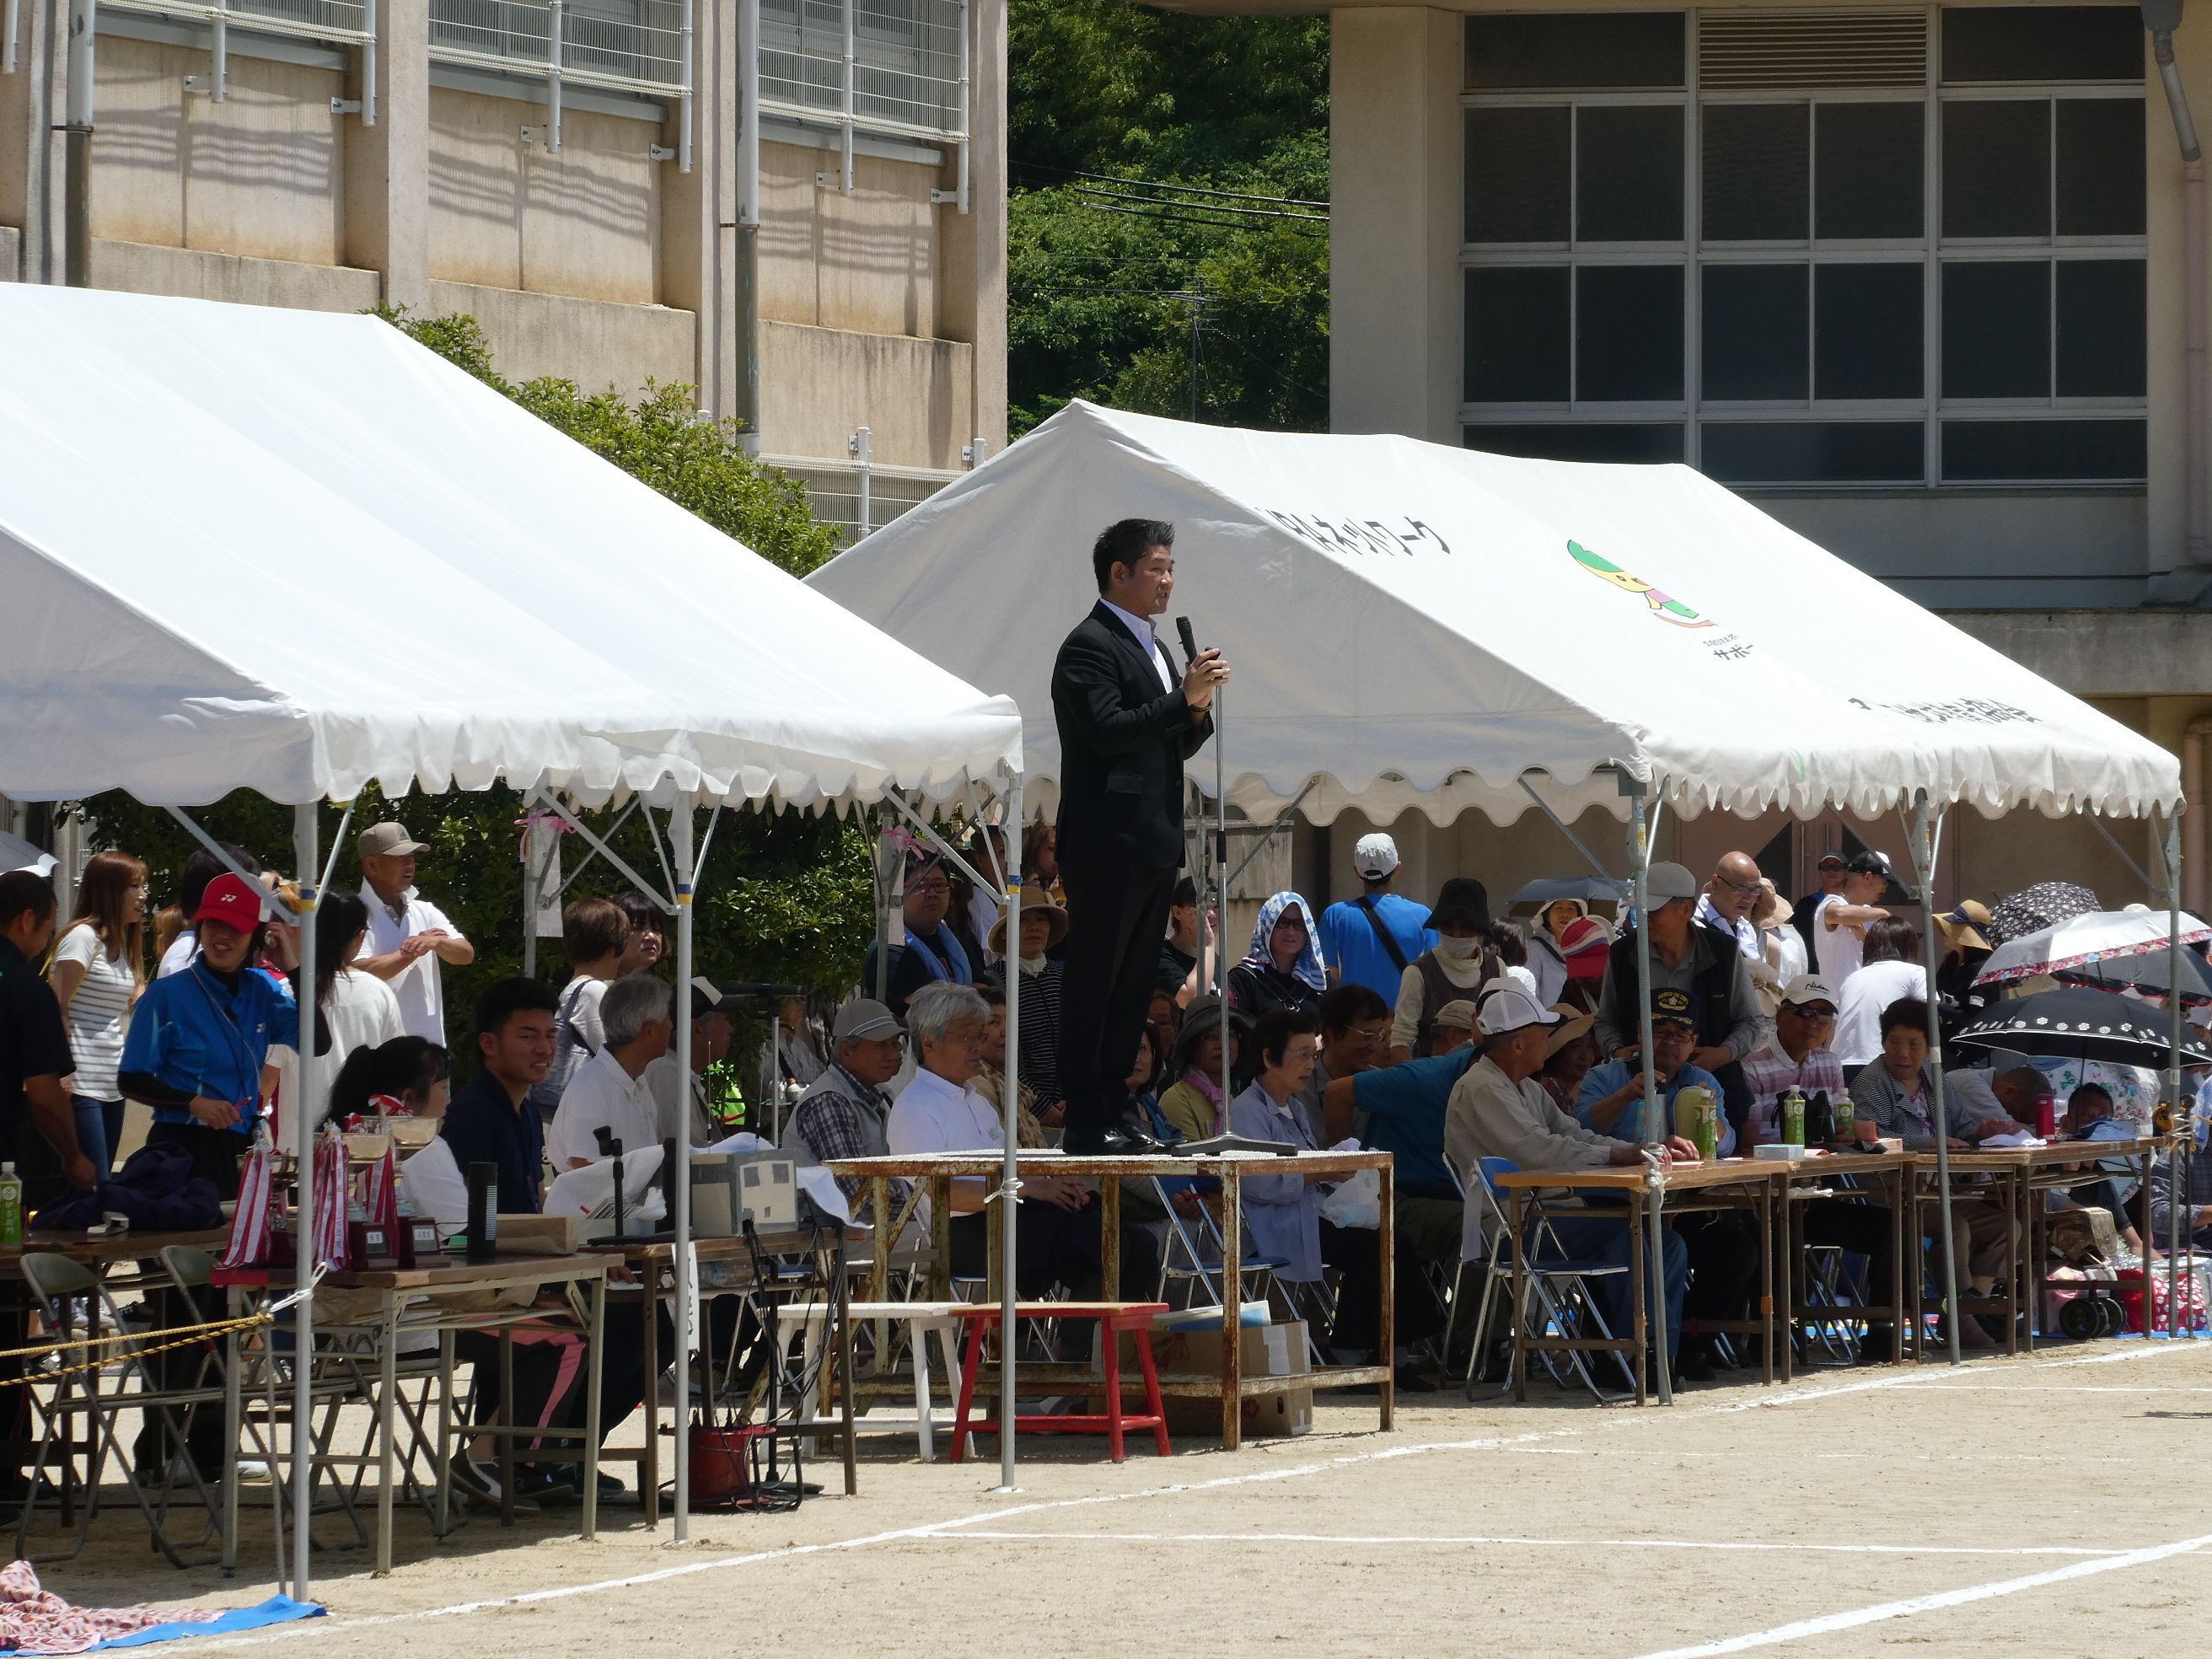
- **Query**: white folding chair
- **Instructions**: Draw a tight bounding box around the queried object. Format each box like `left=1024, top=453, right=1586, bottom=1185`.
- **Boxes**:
left=1462, top=1158, right=1634, bottom=1404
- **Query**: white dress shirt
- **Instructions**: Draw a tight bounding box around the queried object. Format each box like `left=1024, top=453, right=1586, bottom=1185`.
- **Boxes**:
left=889, top=1065, right=1005, bottom=1212
left=355, top=883, right=466, bottom=1042
left=1100, top=598, right=1176, bottom=694
left=548, top=1044, right=663, bottom=1168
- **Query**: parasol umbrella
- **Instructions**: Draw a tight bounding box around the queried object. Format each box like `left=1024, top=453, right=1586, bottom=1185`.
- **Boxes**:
left=1986, top=881, right=2101, bottom=948
left=2059, top=951, right=2212, bottom=999
left=1950, top=987, right=2212, bottom=1070
left=1973, top=907, right=2212, bottom=991
left=1510, top=877, right=1622, bottom=910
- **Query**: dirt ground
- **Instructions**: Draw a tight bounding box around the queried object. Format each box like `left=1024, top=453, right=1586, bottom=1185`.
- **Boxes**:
left=34, top=1336, right=2212, bottom=1659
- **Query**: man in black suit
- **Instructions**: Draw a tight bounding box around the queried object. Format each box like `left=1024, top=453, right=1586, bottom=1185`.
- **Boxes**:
left=1051, top=518, right=1227, bottom=1153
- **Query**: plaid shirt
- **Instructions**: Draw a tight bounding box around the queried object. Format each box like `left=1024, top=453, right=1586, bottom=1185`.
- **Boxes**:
left=1737, top=1037, right=1845, bottom=1146
left=782, top=1064, right=908, bottom=1223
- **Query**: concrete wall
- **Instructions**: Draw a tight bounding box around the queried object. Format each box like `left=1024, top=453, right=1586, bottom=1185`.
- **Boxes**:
left=0, top=0, right=1009, bottom=470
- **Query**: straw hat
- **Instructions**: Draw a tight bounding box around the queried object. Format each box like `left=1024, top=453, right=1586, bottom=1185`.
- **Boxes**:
left=1753, top=878, right=1792, bottom=931
left=1542, top=1003, right=1595, bottom=1059
left=1936, top=898, right=1994, bottom=954
left=989, top=895, right=1068, bottom=957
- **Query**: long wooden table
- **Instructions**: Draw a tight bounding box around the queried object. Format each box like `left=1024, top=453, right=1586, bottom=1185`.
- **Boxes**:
left=217, top=1251, right=611, bottom=1573
left=825, top=1150, right=1396, bottom=1449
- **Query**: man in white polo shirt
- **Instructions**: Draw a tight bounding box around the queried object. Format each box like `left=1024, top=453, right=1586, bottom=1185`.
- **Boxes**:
left=549, top=974, right=676, bottom=1168
left=353, top=821, right=475, bottom=1043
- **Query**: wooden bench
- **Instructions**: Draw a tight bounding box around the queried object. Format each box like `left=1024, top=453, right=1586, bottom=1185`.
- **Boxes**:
left=948, top=1302, right=1171, bottom=1463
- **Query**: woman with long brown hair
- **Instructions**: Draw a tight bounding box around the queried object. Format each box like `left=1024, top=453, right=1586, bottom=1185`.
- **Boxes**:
left=47, top=851, right=148, bottom=1174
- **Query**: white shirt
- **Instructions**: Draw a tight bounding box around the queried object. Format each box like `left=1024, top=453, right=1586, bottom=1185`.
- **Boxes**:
left=1100, top=599, right=1176, bottom=694
left=354, top=883, right=464, bottom=1043
left=400, top=1136, right=470, bottom=1229
left=50, top=925, right=136, bottom=1100
left=1695, top=894, right=1762, bottom=961
left=1813, top=893, right=1866, bottom=986
left=270, top=968, right=405, bottom=1136
left=1764, top=925, right=1808, bottom=985
left=548, top=1044, right=663, bottom=1168
left=157, top=929, right=197, bottom=979
left=888, top=1065, right=1004, bottom=1213
left=1833, top=960, right=1928, bottom=1066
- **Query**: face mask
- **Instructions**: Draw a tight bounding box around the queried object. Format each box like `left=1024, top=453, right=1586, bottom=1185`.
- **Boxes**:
left=1436, top=935, right=1483, bottom=962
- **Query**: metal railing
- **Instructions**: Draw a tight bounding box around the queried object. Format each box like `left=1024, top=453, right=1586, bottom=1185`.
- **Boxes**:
left=96, top=0, right=376, bottom=111
left=759, top=0, right=968, bottom=207
left=429, top=0, right=692, bottom=158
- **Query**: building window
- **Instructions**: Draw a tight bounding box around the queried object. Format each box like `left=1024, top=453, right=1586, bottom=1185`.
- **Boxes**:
left=1459, top=6, right=2148, bottom=488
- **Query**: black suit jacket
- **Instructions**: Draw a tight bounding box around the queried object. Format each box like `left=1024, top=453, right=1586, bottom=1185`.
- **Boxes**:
left=1050, top=602, right=1214, bottom=872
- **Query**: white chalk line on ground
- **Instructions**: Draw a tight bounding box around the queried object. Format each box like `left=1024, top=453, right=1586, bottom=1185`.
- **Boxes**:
left=1627, top=1530, right=2212, bottom=1659
left=164, top=1336, right=2209, bottom=1651
left=940, top=1531, right=2129, bottom=1560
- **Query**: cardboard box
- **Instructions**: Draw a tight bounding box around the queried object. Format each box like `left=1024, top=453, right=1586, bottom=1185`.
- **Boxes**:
left=1094, top=1318, right=1313, bottom=1439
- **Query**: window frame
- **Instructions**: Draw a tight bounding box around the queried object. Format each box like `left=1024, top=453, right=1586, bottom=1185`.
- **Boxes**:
left=1457, top=5, right=2149, bottom=490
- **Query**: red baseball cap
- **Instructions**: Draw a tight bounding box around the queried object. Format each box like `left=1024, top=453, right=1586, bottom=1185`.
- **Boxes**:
left=191, top=872, right=265, bottom=931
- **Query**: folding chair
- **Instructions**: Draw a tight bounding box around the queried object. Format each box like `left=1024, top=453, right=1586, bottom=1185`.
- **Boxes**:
left=13, top=1253, right=223, bottom=1567
left=1463, top=1157, right=1633, bottom=1404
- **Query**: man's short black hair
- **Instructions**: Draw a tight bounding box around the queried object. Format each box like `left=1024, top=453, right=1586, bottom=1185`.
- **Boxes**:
left=1173, top=877, right=1198, bottom=908
left=180, top=841, right=259, bottom=916
left=0, top=870, right=56, bottom=931
left=1318, top=982, right=1388, bottom=1037
left=1093, top=518, right=1174, bottom=593
left=475, top=975, right=560, bottom=1040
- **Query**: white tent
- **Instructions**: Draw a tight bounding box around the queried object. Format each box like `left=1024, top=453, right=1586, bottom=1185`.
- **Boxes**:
left=0, top=287, right=1017, bottom=810
left=808, top=399, right=2179, bottom=828
left=813, top=398, right=2192, bottom=1386
left=0, top=286, right=1026, bottom=1580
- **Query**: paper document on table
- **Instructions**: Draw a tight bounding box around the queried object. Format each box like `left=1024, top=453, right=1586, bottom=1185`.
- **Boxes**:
left=1978, top=1130, right=2048, bottom=1148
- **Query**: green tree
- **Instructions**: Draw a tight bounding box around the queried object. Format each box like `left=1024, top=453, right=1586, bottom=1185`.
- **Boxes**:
left=77, top=315, right=873, bottom=1065
left=1007, top=0, right=1329, bottom=437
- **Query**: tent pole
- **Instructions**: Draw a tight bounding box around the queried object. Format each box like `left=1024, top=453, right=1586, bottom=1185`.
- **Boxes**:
left=672, top=806, right=695, bottom=1541
left=995, top=770, right=1023, bottom=1491
left=526, top=792, right=674, bottom=914
left=2165, top=809, right=2185, bottom=1334
left=872, top=809, right=890, bottom=1003
left=1216, top=688, right=1229, bottom=1102
left=1517, top=776, right=1617, bottom=882
left=1908, top=795, right=1962, bottom=1366
left=1628, top=782, right=1671, bottom=1405
left=289, top=803, right=318, bottom=1602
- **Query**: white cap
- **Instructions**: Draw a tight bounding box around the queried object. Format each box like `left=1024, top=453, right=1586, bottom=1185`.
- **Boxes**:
left=1645, top=862, right=1699, bottom=902
left=1353, top=832, right=1400, bottom=880
left=1780, top=973, right=1839, bottom=1009
left=1476, top=984, right=1564, bottom=1037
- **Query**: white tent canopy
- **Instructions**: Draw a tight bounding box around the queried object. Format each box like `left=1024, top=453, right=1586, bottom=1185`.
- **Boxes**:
left=0, top=286, right=1020, bottom=809
left=808, top=400, right=2178, bottom=826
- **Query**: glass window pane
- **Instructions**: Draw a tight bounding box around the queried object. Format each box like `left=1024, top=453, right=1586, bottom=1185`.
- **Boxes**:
left=1577, top=266, right=1684, bottom=400
left=1815, top=103, right=1925, bottom=240
left=1701, top=421, right=1925, bottom=483
left=2056, top=259, right=2146, bottom=397
left=1465, top=423, right=1686, bottom=463
left=1942, top=100, right=2050, bottom=238
left=1578, top=106, right=1684, bottom=240
left=2057, top=99, right=2147, bottom=237
left=1942, top=260, right=2050, bottom=399
left=1941, top=7, right=2143, bottom=84
left=1703, top=105, right=1808, bottom=241
left=1701, top=264, right=1808, bottom=400
left=1466, top=13, right=1685, bottom=90
left=1465, top=107, right=1572, bottom=243
left=1814, top=264, right=1924, bottom=399
left=1942, top=418, right=2146, bottom=481
left=1465, top=266, right=1571, bottom=402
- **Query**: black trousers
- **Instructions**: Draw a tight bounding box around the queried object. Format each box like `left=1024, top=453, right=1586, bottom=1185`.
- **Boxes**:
left=950, top=1199, right=1162, bottom=1302
left=1056, top=857, right=1178, bottom=1136
left=1318, top=1219, right=1442, bottom=1356
left=1803, top=1200, right=1899, bottom=1332
left=143, top=1121, right=250, bottom=1200
left=1678, top=1213, right=1760, bottom=1331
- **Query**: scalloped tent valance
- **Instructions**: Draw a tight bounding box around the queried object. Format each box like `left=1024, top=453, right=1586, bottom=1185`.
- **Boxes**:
left=807, top=400, right=2178, bottom=827
left=0, top=287, right=1021, bottom=811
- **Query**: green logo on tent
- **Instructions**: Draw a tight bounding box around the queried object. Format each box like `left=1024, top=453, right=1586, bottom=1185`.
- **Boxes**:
left=1568, top=540, right=1714, bottom=630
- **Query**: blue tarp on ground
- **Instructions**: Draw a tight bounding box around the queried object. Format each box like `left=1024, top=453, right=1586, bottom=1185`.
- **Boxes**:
left=88, top=1597, right=323, bottom=1649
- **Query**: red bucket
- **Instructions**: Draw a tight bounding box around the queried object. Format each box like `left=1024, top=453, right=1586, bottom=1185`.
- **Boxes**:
left=690, top=1425, right=771, bottom=1506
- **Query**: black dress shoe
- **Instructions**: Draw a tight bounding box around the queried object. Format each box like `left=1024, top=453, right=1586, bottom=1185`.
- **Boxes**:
left=1061, top=1124, right=1160, bottom=1155
left=1675, top=1346, right=1716, bottom=1383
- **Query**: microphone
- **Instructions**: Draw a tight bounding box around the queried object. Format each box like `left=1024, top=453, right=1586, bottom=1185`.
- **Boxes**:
left=1175, top=615, right=1200, bottom=674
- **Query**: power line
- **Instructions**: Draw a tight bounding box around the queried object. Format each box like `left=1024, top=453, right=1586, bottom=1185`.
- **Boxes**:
left=1084, top=201, right=1326, bottom=238
left=1071, top=184, right=1326, bottom=224
left=1013, top=158, right=1328, bottom=210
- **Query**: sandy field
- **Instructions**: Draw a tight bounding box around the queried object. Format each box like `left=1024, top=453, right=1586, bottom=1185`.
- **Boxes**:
left=30, top=1335, right=2212, bottom=1659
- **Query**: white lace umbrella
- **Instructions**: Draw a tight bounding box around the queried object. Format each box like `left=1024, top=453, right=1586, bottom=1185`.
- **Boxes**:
left=1973, top=908, right=2212, bottom=988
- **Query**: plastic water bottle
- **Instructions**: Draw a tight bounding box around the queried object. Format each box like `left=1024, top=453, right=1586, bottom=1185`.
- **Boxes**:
left=0, top=1162, right=24, bottom=1247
